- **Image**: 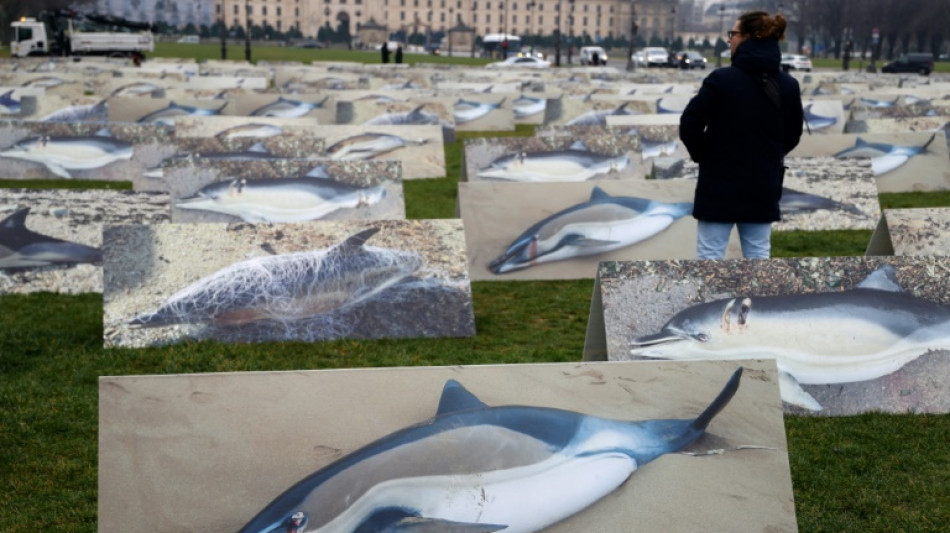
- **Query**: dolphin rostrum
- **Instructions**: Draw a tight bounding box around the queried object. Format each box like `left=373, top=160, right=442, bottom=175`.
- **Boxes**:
left=237, top=368, right=743, bottom=533
left=0, top=207, right=101, bottom=269
left=0, top=129, right=133, bottom=178
left=489, top=187, right=693, bottom=273
left=477, top=149, right=631, bottom=182
left=174, top=172, right=387, bottom=223
left=834, top=133, right=936, bottom=175
left=129, top=228, right=422, bottom=328
left=629, top=265, right=950, bottom=410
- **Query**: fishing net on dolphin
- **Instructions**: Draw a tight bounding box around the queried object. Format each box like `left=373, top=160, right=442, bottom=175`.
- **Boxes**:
left=130, top=242, right=433, bottom=341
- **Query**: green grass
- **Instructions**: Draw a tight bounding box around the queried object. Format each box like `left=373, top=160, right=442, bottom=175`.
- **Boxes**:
left=2, top=48, right=950, bottom=532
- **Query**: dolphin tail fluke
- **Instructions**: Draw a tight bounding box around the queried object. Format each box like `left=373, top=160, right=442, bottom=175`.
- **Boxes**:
left=691, top=367, right=743, bottom=432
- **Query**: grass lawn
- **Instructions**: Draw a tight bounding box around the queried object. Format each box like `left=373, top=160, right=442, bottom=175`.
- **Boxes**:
left=1, top=47, right=950, bottom=532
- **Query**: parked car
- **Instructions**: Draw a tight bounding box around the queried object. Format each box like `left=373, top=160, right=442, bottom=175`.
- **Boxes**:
left=676, top=50, right=707, bottom=69
left=882, top=53, right=934, bottom=75
left=630, top=50, right=648, bottom=68
left=486, top=55, right=551, bottom=69
left=781, top=53, right=813, bottom=72
left=298, top=40, right=324, bottom=49
left=176, top=35, right=199, bottom=44
left=579, top=46, right=608, bottom=65
left=642, top=47, right=671, bottom=67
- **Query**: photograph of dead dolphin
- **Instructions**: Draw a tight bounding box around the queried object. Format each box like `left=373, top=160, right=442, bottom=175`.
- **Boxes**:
left=459, top=180, right=740, bottom=281
left=108, top=97, right=229, bottom=127
left=165, top=159, right=404, bottom=224
left=318, top=125, right=446, bottom=179
left=464, top=133, right=645, bottom=182
left=335, top=100, right=457, bottom=144
left=98, top=360, right=796, bottom=533
left=103, top=219, right=474, bottom=347
left=866, top=207, right=950, bottom=256
left=790, top=132, right=950, bottom=192
left=0, top=120, right=178, bottom=182
left=0, top=188, right=170, bottom=294
left=588, top=257, right=950, bottom=415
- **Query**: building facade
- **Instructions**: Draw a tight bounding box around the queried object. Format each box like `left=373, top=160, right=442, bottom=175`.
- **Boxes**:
left=211, top=0, right=680, bottom=44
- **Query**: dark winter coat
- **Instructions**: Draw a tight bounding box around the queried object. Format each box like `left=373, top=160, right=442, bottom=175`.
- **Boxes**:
left=679, top=36, right=804, bottom=223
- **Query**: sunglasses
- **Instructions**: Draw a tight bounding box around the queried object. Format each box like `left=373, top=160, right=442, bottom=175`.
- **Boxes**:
left=727, top=30, right=742, bottom=39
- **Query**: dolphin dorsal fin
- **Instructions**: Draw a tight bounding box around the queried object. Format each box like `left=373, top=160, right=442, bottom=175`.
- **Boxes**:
left=856, top=265, right=902, bottom=292
left=0, top=207, right=30, bottom=229
left=436, top=380, right=488, bottom=416
left=569, top=139, right=589, bottom=151
left=247, top=142, right=269, bottom=153
left=589, top=186, right=612, bottom=201
left=335, top=227, right=380, bottom=255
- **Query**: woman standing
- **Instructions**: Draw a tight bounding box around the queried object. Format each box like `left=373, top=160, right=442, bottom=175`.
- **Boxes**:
left=680, top=11, right=804, bottom=259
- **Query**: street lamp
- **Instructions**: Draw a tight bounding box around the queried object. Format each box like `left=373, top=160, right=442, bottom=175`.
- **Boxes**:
left=244, top=0, right=251, bottom=62
left=219, top=15, right=227, bottom=60
left=526, top=1, right=535, bottom=48
left=501, top=1, right=509, bottom=58
left=554, top=0, right=561, bottom=66
left=716, top=3, right=725, bottom=68
left=567, top=0, right=574, bottom=64
left=625, top=0, right=638, bottom=71
left=448, top=8, right=454, bottom=55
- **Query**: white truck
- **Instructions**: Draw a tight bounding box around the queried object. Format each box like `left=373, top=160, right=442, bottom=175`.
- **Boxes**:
left=10, top=10, right=154, bottom=58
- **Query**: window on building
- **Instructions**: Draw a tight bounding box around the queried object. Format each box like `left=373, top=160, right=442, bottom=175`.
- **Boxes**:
left=539, top=15, right=543, bottom=24
left=401, top=11, right=405, bottom=19
left=486, top=14, right=490, bottom=23
left=513, top=2, right=517, bottom=9
left=277, top=20, right=282, bottom=29
left=247, top=6, right=253, bottom=14
left=473, top=13, right=477, bottom=22
left=583, top=16, right=587, bottom=25
left=441, top=12, right=445, bottom=21
left=216, top=4, right=221, bottom=13
left=400, top=0, right=404, bottom=5
left=262, top=6, right=267, bottom=15
left=233, top=5, right=238, bottom=14
left=277, top=7, right=281, bottom=15
left=472, top=1, right=477, bottom=9
left=413, top=0, right=418, bottom=6
left=295, top=7, right=299, bottom=16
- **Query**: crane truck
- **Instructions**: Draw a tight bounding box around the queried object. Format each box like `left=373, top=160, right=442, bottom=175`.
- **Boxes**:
left=9, top=10, right=154, bottom=58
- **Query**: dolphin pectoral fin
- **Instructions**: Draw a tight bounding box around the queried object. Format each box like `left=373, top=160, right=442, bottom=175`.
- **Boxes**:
left=382, top=517, right=508, bottom=532
left=779, top=371, right=823, bottom=411
left=43, top=161, right=73, bottom=179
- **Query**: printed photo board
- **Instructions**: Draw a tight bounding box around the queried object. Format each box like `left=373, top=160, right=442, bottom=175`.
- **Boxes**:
left=789, top=132, right=950, bottom=192
left=463, top=133, right=645, bottom=182
left=0, top=188, right=169, bottom=294
left=543, top=96, right=655, bottom=127
left=227, top=93, right=336, bottom=123
left=585, top=256, right=950, bottom=415
left=317, top=125, right=446, bottom=180
left=107, top=96, right=230, bottom=126
left=0, top=120, right=177, bottom=182
left=164, top=159, right=405, bottom=223
left=334, top=99, right=456, bottom=143
left=99, top=360, right=796, bottom=533
left=866, top=207, right=950, bottom=256
left=103, top=219, right=475, bottom=347
left=458, top=180, right=742, bottom=281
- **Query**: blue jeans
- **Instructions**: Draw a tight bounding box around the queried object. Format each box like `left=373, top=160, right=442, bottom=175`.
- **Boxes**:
left=696, top=221, right=772, bottom=259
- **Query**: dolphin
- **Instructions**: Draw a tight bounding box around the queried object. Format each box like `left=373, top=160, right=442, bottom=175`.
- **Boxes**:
left=20, top=76, right=71, bottom=88
left=860, top=96, right=899, bottom=108
left=566, top=102, right=640, bottom=126
left=628, top=265, right=950, bottom=411
left=237, top=368, right=743, bottom=533
left=215, top=123, right=284, bottom=140
left=250, top=96, right=329, bottom=118
left=128, top=228, right=422, bottom=328
left=834, top=133, right=936, bottom=175
left=110, top=81, right=164, bottom=97
left=325, top=132, right=429, bottom=161
left=0, top=129, right=133, bottom=178
left=174, top=173, right=387, bottom=223
left=0, top=90, right=21, bottom=114
left=364, top=105, right=442, bottom=126
left=453, top=98, right=505, bottom=124
left=0, top=207, right=101, bottom=269
left=489, top=187, right=693, bottom=273
left=39, top=100, right=109, bottom=123
left=512, top=95, right=546, bottom=118
left=137, top=101, right=224, bottom=126
left=779, top=187, right=868, bottom=217
left=476, top=149, right=631, bottom=182
left=143, top=143, right=286, bottom=179
left=803, top=103, right=837, bottom=131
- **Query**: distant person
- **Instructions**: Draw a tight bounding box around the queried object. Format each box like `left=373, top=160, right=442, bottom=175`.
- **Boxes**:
left=843, top=40, right=853, bottom=71
left=395, top=44, right=404, bottom=64
left=679, top=11, right=804, bottom=259
left=381, top=43, right=390, bottom=64
left=592, top=51, right=600, bottom=66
